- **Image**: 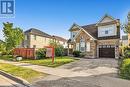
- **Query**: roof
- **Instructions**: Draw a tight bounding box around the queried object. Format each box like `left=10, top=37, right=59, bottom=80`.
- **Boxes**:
left=24, top=28, right=52, bottom=38
left=81, top=24, right=97, bottom=39
left=52, top=35, right=67, bottom=42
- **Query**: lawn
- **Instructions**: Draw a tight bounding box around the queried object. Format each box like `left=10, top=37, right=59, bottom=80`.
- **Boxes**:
left=0, top=63, right=47, bottom=83
left=21, top=56, right=77, bottom=68
left=0, top=55, right=77, bottom=67
left=0, top=55, right=14, bottom=61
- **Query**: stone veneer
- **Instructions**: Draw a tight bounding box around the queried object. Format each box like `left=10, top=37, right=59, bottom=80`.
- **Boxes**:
left=74, top=30, right=97, bottom=58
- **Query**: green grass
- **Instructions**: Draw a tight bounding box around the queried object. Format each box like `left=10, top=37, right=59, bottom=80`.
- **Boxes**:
left=0, top=55, right=14, bottom=61
left=0, top=63, right=47, bottom=83
left=21, top=56, right=77, bottom=68
left=120, top=58, right=130, bottom=80
left=0, top=55, right=77, bottom=67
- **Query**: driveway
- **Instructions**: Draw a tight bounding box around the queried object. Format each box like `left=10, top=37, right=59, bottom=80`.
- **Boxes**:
left=59, top=58, right=118, bottom=71
left=32, top=58, right=130, bottom=87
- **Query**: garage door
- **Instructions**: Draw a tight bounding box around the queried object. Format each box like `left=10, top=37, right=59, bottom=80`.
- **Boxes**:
left=99, top=45, right=115, bottom=58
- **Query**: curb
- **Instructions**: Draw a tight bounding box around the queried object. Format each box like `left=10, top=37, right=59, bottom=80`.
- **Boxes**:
left=0, top=70, right=31, bottom=87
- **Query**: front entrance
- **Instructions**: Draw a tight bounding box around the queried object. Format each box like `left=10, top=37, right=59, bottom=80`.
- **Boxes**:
left=99, top=45, right=115, bottom=58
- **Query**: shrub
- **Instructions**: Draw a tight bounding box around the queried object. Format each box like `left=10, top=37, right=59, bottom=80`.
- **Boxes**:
left=36, top=48, right=46, bottom=59
left=73, top=51, right=81, bottom=57
left=124, top=50, right=130, bottom=58
left=55, top=45, right=64, bottom=57
left=80, top=53, right=86, bottom=57
left=120, top=59, right=130, bottom=80
left=49, top=40, right=64, bottom=57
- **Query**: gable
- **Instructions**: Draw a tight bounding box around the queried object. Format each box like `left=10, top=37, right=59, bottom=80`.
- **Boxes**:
left=69, top=23, right=80, bottom=31
left=74, top=29, right=96, bottom=41
left=100, top=17, right=114, bottom=23
left=98, top=14, right=115, bottom=24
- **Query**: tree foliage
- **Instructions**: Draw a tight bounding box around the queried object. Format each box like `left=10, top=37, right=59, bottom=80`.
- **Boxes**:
left=0, top=40, right=6, bottom=53
left=124, top=12, right=130, bottom=33
left=2, top=22, right=24, bottom=53
left=49, top=40, right=64, bottom=57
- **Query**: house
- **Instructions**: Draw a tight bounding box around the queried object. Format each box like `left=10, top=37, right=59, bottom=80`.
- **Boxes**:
left=21, top=28, right=52, bottom=49
left=21, top=28, right=67, bottom=49
left=52, top=35, right=67, bottom=48
left=68, top=14, right=120, bottom=58
left=121, top=35, right=128, bottom=46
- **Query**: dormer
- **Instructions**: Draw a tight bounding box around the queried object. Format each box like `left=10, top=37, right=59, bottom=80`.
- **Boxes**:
left=69, top=23, right=80, bottom=40
left=97, top=14, right=120, bottom=38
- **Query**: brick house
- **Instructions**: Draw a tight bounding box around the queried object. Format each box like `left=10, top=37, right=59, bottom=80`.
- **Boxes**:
left=68, top=14, right=120, bottom=58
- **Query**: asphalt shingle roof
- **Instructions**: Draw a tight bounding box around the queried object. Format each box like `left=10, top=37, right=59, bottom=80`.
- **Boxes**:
left=24, top=28, right=52, bottom=38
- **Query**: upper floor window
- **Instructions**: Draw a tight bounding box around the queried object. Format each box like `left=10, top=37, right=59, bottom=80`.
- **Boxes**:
left=33, top=45, right=36, bottom=48
left=33, top=35, right=36, bottom=40
left=105, top=30, right=108, bottom=34
left=25, top=35, right=29, bottom=40
left=25, top=35, right=27, bottom=40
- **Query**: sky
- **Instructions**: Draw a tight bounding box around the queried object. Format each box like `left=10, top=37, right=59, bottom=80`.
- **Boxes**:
left=0, top=0, right=130, bottom=40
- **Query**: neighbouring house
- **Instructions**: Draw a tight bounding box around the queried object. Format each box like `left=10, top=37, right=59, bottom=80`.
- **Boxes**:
left=52, top=35, right=67, bottom=48
left=68, top=14, right=120, bottom=58
left=20, top=28, right=67, bottom=49
left=121, top=35, right=128, bottom=46
left=21, top=28, right=52, bottom=49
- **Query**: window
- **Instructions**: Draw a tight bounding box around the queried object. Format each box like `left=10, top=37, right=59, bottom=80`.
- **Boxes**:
left=80, top=37, right=85, bottom=52
left=33, top=35, right=36, bottom=40
left=25, top=35, right=27, bottom=40
left=33, top=45, right=36, bottom=48
left=105, top=30, right=108, bottom=34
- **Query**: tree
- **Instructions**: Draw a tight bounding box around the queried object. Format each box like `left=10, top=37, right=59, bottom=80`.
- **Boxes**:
left=124, top=12, right=130, bottom=33
left=3, top=22, right=24, bottom=53
left=0, top=40, right=6, bottom=54
left=49, top=40, right=64, bottom=57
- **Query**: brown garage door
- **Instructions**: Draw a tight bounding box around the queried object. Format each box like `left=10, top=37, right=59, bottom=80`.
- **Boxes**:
left=99, top=45, right=115, bottom=58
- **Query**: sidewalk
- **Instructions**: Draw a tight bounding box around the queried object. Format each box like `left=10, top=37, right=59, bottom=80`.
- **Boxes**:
left=0, top=74, right=24, bottom=87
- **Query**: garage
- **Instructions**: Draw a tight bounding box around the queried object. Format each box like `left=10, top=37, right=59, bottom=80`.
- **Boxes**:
left=99, top=45, right=115, bottom=58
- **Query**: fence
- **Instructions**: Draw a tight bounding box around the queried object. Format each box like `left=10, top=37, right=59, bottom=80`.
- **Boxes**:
left=13, top=48, right=35, bottom=59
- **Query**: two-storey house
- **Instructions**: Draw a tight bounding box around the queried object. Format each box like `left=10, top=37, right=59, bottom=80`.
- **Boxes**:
left=68, top=14, right=120, bottom=58
left=21, top=28, right=52, bottom=49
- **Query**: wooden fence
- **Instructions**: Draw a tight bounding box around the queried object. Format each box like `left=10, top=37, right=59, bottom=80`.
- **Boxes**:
left=13, top=48, right=35, bottom=59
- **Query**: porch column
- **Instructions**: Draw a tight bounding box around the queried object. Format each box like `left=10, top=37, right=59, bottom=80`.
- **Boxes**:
left=67, top=43, right=70, bottom=56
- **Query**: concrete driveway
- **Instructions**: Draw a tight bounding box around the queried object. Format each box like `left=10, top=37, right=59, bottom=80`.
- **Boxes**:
left=32, top=58, right=130, bottom=87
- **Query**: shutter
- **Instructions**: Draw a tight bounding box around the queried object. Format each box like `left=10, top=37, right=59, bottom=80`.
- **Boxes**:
left=76, top=43, right=79, bottom=51
left=86, top=42, right=90, bottom=52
